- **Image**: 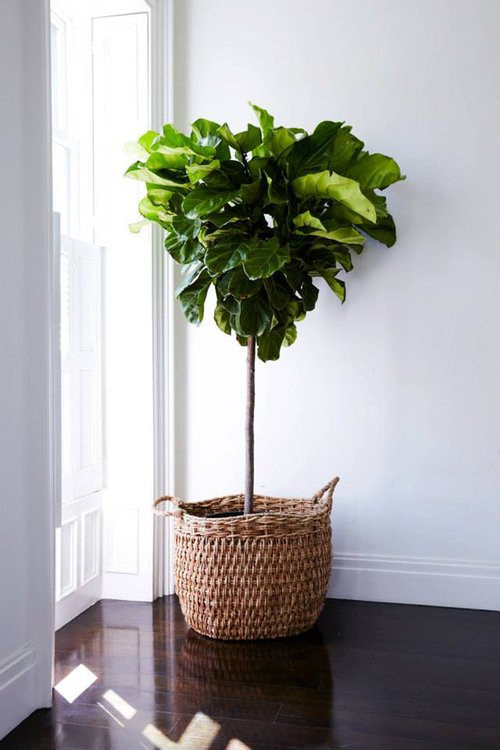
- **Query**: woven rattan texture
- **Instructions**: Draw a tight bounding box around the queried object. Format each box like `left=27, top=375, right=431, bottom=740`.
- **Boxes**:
left=155, top=479, right=338, bottom=640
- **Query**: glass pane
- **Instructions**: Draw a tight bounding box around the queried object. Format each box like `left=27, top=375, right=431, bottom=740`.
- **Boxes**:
left=50, top=18, right=67, bottom=131
left=53, top=142, right=71, bottom=235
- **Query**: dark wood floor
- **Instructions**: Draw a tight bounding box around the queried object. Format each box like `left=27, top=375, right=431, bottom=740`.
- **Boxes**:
left=2, top=597, right=500, bottom=750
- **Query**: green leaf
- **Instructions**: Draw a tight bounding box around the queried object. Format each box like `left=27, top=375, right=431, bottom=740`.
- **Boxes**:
left=124, top=162, right=189, bottom=190
left=164, top=233, right=202, bottom=264
left=347, top=152, right=405, bottom=190
left=319, top=268, right=346, bottom=303
left=241, top=179, right=263, bottom=204
left=204, top=237, right=246, bottom=276
left=124, top=141, right=150, bottom=162
left=217, top=123, right=240, bottom=151
left=145, top=188, right=174, bottom=207
left=243, top=238, right=291, bottom=280
left=217, top=266, right=262, bottom=299
left=286, top=121, right=343, bottom=177
left=139, top=196, right=172, bottom=225
left=237, top=296, right=272, bottom=337
left=361, top=213, right=397, bottom=247
left=283, top=324, right=297, bottom=347
left=138, top=130, right=159, bottom=153
left=257, top=327, right=285, bottom=362
left=249, top=102, right=275, bottom=139
left=159, top=123, right=216, bottom=159
left=300, top=278, right=319, bottom=311
left=204, top=206, right=247, bottom=228
left=186, top=160, right=221, bottom=183
left=214, top=303, right=232, bottom=334
left=282, top=263, right=305, bottom=292
left=327, top=127, right=364, bottom=173
left=235, top=124, right=262, bottom=153
left=172, top=214, right=201, bottom=239
left=293, top=211, right=326, bottom=231
left=183, top=187, right=238, bottom=218
left=175, top=260, right=204, bottom=296
left=264, top=273, right=293, bottom=310
left=176, top=271, right=212, bottom=325
left=129, top=219, right=151, bottom=233
left=292, top=170, right=376, bottom=223
left=332, top=247, right=353, bottom=272
left=265, top=127, right=296, bottom=157
left=312, top=227, right=365, bottom=245
left=191, top=118, right=221, bottom=145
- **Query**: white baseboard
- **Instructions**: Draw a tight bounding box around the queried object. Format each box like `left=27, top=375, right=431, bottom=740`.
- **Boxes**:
left=328, top=553, right=500, bottom=611
left=0, top=645, right=37, bottom=740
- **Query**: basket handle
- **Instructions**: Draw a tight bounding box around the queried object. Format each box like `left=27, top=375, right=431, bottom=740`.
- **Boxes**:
left=312, top=477, right=340, bottom=505
left=153, top=495, right=182, bottom=518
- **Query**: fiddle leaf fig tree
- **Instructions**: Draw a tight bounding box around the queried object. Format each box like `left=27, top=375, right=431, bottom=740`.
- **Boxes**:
left=126, top=103, right=405, bottom=513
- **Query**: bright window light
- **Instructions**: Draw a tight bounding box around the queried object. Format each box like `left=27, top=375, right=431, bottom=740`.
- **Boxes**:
left=227, top=741, right=252, bottom=750
left=54, top=664, right=97, bottom=703
left=102, top=689, right=137, bottom=720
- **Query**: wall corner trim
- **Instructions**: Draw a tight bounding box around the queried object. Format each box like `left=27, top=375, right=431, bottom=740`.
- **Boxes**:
left=328, top=553, right=500, bottom=611
left=0, top=645, right=38, bottom=740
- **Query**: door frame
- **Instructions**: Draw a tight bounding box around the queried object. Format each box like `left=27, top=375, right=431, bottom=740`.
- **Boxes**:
left=48, top=0, right=176, bottom=646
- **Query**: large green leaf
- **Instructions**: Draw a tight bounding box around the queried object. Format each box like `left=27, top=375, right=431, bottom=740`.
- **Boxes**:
left=236, top=124, right=262, bottom=153
left=264, top=273, right=293, bottom=310
left=300, top=278, right=319, bottom=311
left=176, top=271, right=212, bottom=324
left=217, top=266, right=262, bottom=299
left=183, top=187, right=238, bottom=218
left=138, top=130, right=159, bottom=153
left=312, top=227, right=365, bottom=245
left=204, top=236, right=246, bottom=276
left=328, top=127, right=364, bottom=173
left=347, top=152, right=405, bottom=190
left=138, top=196, right=173, bottom=226
left=286, top=121, right=343, bottom=177
left=319, top=268, right=346, bottom=303
left=243, top=238, right=291, bottom=279
left=257, top=327, right=285, bottom=362
left=237, top=296, right=272, bottom=337
left=164, top=232, right=202, bottom=264
left=265, top=127, right=296, bottom=157
left=214, top=302, right=232, bottom=334
left=249, top=102, right=274, bottom=139
left=283, top=323, right=297, bottom=347
left=186, top=160, right=220, bottom=183
left=292, top=170, right=376, bottom=223
left=218, top=123, right=262, bottom=154
left=360, top=213, right=397, bottom=247
left=125, top=162, right=189, bottom=190
left=293, top=211, right=326, bottom=231
left=175, top=260, right=204, bottom=296
left=172, top=214, right=201, bottom=239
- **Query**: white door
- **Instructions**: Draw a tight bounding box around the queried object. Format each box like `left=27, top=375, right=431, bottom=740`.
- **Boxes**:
left=56, top=235, right=103, bottom=630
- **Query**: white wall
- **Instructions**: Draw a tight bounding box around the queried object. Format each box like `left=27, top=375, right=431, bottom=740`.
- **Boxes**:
left=172, top=0, right=500, bottom=610
left=0, top=0, right=54, bottom=738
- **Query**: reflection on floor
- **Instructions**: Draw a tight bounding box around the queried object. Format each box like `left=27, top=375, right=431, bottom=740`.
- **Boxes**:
left=3, top=596, right=500, bottom=749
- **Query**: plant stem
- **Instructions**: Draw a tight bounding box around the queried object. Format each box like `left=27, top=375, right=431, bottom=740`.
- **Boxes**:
left=244, top=336, right=256, bottom=514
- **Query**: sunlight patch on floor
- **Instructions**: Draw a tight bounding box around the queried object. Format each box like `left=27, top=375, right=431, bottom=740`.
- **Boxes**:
left=102, top=688, right=137, bottom=720
left=143, top=712, right=220, bottom=748
left=54, top=664, right=98, bottom=703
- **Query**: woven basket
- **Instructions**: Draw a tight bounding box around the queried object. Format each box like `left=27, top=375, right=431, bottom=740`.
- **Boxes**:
left=154, top=477, right=339, bottom=640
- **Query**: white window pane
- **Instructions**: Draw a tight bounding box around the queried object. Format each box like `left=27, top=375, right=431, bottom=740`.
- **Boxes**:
left=50, top=17, right=67, bottom=132
left=53, top=142, right=71, bottom=235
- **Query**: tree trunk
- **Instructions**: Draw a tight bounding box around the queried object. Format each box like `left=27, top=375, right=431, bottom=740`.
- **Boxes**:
left=244, top=336, right=256, bottom=514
